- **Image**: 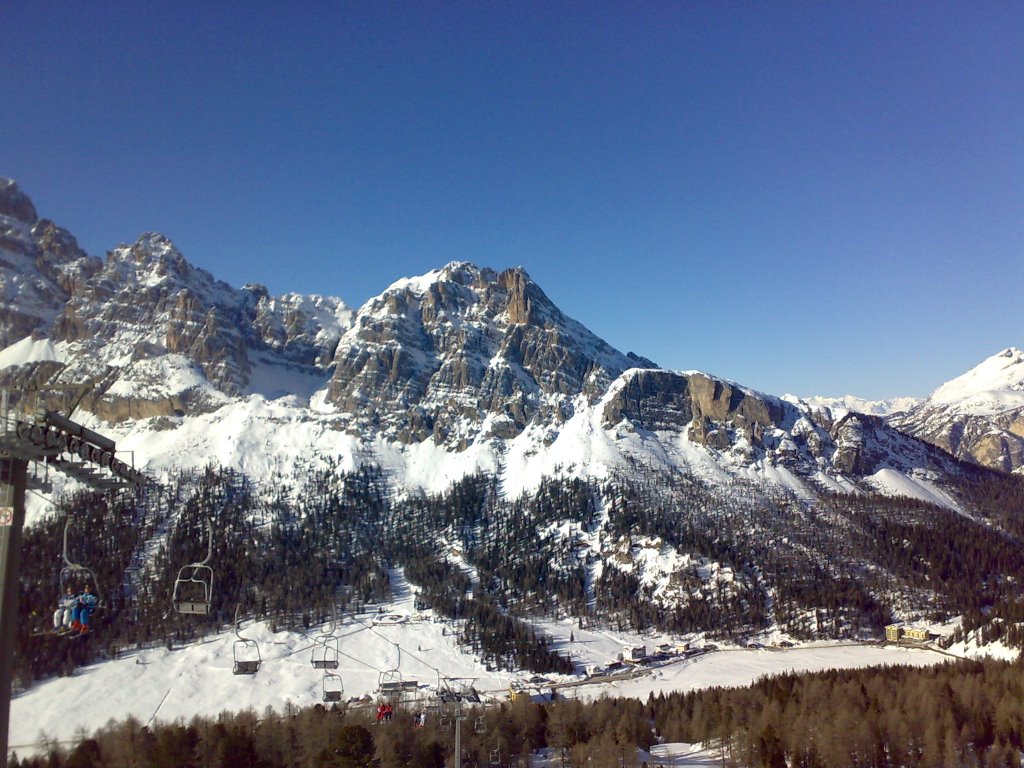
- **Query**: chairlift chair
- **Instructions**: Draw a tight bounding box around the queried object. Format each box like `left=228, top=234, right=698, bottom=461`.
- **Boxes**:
left=232, top=606, right=261, bottom=675
left=59, top=518, right=103, bottom=606
left=322, top=671, right=344, bottom=702
left=311, top=634, right=340, bottom=669
left=173, top=519, right=214, bottom=615
left=233, top=638, right=262, bottom=675
left=377, top=669, right=404, bottom=699
left=474, top=716, right=487, bottom=734
left=490, top=747, right=501, bottom=767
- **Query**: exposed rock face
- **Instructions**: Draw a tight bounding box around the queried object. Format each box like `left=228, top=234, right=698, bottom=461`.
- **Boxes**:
left=892, top=405, right=1024, bottom=474
left=0, top=179, right=352, bottom=421
left=600, top=367, right=962, bottom=480
left=602, top=369, right=693, bottom=431
left=0, top=178, right=101, bottom=349
left=326, top=262, right=655, bottom=446
left=0, top=178, right=38, bottom=223
left=0, top=178, right=983, bottom=497
left=246, top=285, right=352, bottom=368
left=603, top=370, right=785, bottom=447
left=889, top=348, right=1024, bottom=474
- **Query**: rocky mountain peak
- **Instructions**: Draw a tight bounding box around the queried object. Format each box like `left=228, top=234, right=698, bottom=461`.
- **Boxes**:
left=929, top=347, right=1024, bottom=408
left=105, top=233, right=199, bottom=289
left=327, top=261, right=652, bottom=447
left=890, top=347, right=1024, bottom=474
left=0, top=177, right=38, bottom=224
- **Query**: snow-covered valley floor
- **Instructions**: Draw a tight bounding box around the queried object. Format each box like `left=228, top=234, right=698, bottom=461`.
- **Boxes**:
left=11, top=589, right=954, bottom=758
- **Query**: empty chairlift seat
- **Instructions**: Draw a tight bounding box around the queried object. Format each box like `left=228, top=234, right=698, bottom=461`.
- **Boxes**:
left=233, top=638, right=262, bottom=675
left=322, top=672, right=344, bottom=702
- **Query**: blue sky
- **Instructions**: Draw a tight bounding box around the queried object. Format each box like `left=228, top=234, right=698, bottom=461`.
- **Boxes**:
left=3, top=2, right=1021, bottom=399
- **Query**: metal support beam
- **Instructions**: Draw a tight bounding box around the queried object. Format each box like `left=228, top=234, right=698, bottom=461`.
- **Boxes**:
left=0, top=457, right=27, bottom=768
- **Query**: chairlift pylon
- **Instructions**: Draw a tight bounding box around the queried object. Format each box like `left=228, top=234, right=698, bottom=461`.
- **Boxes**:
left=172, top=518, right=214, bottom=615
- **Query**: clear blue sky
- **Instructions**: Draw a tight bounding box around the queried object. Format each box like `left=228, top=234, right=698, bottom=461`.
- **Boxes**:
left=3, top=2, right=1021, bottom=399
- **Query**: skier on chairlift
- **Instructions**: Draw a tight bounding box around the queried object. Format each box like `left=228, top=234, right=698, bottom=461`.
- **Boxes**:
left=52, top=586, right=76, bottom=631
left=70, top=583, right=98, bottom=634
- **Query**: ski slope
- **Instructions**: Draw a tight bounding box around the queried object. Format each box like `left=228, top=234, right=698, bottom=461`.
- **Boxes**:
left=11, top=596, right=955, bottom=758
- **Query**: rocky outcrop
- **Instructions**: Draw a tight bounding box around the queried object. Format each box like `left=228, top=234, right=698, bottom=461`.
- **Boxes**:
left=603, top=370, right=785, bottom=449
left=1, top=182, right=352, bottom=421
left=889, top=348, right=1024, bottom=474
left=0, top=178, right=37, bottom=223
left=246, top=286, right=352, bottom=368
left=326, top=263, right=654, bottom=446
left=891, top=405, right=1024, bottom=474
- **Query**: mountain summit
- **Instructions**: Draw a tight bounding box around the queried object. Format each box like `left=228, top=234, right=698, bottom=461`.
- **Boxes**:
left=891, top=347, right=1024, bottom=473
left=0, top=177, right=1004, bottom=502
left=325, top=261, right=654, bottom=447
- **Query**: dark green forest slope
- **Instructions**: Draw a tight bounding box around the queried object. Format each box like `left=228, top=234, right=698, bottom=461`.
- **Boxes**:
left=16, top=459, right=1024, bottom=686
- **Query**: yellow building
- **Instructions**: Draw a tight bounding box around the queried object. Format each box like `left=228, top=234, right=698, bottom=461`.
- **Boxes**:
left=885, top=623, right=931, bottom=643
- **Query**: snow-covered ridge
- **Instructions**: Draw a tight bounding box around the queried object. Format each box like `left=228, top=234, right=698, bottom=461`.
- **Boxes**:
left=789, top=394, right=923, bottom=417
left=929, top=347, right=1024, bottom=413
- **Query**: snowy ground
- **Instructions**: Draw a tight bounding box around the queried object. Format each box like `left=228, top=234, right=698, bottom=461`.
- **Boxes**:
left=10, top=580, right=960, bottom=758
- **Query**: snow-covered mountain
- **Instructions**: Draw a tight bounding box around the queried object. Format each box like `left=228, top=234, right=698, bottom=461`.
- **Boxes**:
left=890, top=348, right=1024, bottom=474
left=792, top=394, right=922, bottom=418
left=9, top=176, right=1024, bottom=722
left=0, top=177, right=999, bottom=507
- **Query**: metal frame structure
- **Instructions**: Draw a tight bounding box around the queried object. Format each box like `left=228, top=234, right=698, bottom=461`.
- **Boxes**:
left=0, top=388, right=147, bottom=767
left=322, top=671, right=344, bottom=702
left=231, top=605, right=261, bottom=675
left=311, top=634, right=340, bottom=669
left=172, top=518, right=214, bottom=615
left=60, top=517, right=102, bottom=603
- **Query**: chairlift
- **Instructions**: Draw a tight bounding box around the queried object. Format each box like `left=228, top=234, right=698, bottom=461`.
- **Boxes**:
left=377, top=669, right=404, bottom=699
left=231, top=607, right=261, bottom=675
left=311, top=634, right=340, bottom=669
left=311, top=604, right=340, bottom=669
left=474, top=716, right=487, bottom=734
left=322, top=671, right=344, bottom=702
left=172, top=518, right=213, bottom=615
left=490, top=747, right=501, bottom=767
left=59, top=518, right=103, bottom=605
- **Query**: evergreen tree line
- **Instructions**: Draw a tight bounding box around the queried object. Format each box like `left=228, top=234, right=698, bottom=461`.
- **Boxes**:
left=16, top=460, right=1024, bottom=685
left=14, top=658, right=1024, bottom=768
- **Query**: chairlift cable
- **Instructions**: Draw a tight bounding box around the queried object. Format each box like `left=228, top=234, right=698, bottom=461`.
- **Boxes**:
left=349, top=615, right=444, bottom=676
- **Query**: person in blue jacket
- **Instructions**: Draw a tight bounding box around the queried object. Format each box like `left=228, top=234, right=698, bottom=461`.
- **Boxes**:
left=70, top=583, right=98, bottom=633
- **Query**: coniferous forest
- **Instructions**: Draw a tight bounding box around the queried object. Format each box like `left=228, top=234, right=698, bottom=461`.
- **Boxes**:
left=11, top=458, right=1024, bottom=765
left=11, top=658, right=1024, bottom=768
left=15, top=458, right=1024, bottom=688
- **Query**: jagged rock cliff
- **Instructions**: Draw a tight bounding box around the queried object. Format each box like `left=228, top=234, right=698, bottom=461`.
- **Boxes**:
left=0, top=176, right=988, bottom=501
left=325, top=262, right=654, bottom=447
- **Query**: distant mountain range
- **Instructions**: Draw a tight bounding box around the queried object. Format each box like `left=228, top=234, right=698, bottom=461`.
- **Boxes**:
left=2, top=176, right=1020, bottom=502
left=7, top=175, right=1024, bottom=672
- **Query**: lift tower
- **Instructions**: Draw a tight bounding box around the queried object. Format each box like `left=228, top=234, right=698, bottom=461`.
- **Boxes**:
left=0, top=388, right=146, bottom=767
